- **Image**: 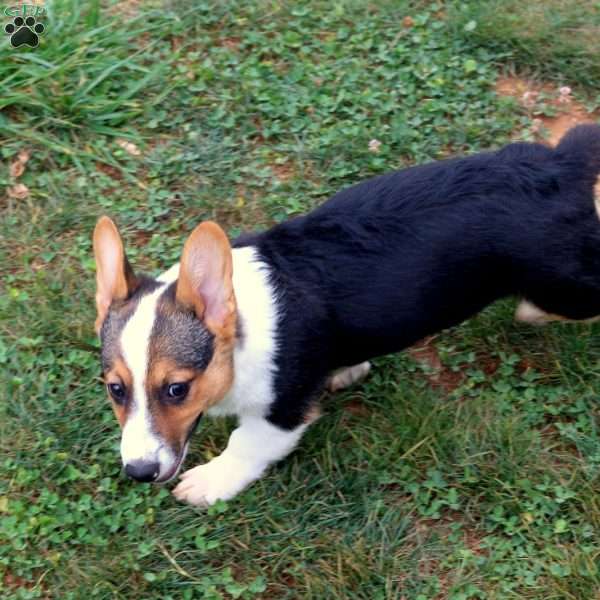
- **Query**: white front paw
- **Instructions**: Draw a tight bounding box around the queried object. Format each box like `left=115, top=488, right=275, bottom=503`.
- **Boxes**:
left=172, top=454, right=264, bottom=507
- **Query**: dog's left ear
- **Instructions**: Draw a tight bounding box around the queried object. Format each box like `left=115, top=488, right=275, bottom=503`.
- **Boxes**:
left=93, top=216, right=138, bottom=334
left=176, top=221, right=236, bottom=336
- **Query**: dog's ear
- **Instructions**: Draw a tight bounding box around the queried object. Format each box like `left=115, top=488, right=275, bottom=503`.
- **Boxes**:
left=93, top=216, right=138, bottom=334
left=176, top=221, right=235, bottom=336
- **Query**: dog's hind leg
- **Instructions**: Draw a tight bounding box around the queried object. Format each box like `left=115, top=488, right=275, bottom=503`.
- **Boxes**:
left=327, top=361, right=371, bottom=392
left=514, top=300, right=566, bottom=325
left=515, top=299, right=600, bottom=325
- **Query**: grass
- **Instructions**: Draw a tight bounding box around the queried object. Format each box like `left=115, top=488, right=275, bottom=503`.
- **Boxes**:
left=448, top=0, right=600, bottom=92
left=1, top=0, right=600, bottom=598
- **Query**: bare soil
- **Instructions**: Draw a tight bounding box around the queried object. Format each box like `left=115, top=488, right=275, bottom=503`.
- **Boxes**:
left=495, top=75, right=599, bottom=146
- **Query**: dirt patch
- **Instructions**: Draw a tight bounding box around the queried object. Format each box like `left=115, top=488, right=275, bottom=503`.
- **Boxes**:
left=106, top=0, right=142, bottom=17
left=415, top=517, right=487, bottom=557
left=216, top=37, right=242, bottom=51
left=408, top=337, right=465, bottom=394
left=409, top=517, right=488, bottom=599
left=96, top=162, right=124, bottom=180
left=481, top=355, right=500, bottom=377
left=132, top=229, right=152, bottom=247
left=3, top=572, right=32, bottom=591
left=409, top=339, right=443, bottom=371
left=2, top=570, right=49, bottom=599
left=271, top=162, right=296, bottom=183
left=496, top=76, right=599, bottom=146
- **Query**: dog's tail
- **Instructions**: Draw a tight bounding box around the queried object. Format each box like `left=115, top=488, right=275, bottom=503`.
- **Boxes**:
left=554, top=124, right=600, bottom=187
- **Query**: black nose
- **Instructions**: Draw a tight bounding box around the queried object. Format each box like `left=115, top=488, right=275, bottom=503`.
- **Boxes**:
left=125, top=461, right=160, bottom=483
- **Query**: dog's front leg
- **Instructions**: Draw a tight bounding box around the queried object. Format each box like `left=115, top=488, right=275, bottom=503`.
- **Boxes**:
left=172, top=416, right=307, bottom=506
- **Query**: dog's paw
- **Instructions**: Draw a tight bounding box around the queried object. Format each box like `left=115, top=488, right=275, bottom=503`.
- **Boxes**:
left=172, top=455, right=263, bottom=506
left=514, top=300, right=563, bottom=325
left=327, top=361, right=371, bottom=392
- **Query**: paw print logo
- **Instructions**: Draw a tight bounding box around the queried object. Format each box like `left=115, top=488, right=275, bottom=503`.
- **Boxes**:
left=5, top=16, right=45, bottom=48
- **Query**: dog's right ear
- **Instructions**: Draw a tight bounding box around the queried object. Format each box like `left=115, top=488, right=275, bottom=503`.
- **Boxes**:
left=175, top=221, right=235, bottom=337
left=93, top=216, right=138, bottom=334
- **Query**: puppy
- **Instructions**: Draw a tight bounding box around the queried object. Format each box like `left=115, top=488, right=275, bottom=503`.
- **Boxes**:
left=93, top=125, right=600, bottom=506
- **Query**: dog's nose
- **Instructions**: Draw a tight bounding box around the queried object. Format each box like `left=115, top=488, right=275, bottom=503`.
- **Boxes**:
left=124, top=461, right=160, bottom=483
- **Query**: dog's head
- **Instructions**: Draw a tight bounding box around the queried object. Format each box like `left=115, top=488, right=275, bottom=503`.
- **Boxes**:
left=93, top=217, right=236, bottom=483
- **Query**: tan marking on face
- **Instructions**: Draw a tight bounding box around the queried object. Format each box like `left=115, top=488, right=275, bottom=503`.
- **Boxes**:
left=147, top=359, right=197, bottom=391
left=148, top=323, right=236, bottom=455
left=104, top=356, right=133, bottom=427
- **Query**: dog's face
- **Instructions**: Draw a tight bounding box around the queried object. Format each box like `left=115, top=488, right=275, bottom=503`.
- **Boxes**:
left=93, top=217, right=236, bottom=483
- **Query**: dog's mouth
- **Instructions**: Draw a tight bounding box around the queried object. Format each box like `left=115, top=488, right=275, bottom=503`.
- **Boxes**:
left=155, top=412, right=203, bottom=483
left=156, top=449, right=187, bottom=483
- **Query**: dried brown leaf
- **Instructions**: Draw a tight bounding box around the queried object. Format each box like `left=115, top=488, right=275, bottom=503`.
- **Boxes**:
left=9, top=161, right=25, bottom=178
left=116, top=139, right=142, bottom=157
left=7, top=183, right=29, bottom=199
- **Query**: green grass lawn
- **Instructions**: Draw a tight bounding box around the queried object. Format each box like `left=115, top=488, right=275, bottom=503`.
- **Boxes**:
left=2, top=1, right=600, bottom=598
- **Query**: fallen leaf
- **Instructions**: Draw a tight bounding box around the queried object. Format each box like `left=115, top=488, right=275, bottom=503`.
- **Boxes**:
left=9, top=149, right=31, bottom=178
left=9, top=161, right=24, bottom=178
left=116, top=139, right=142, bottom=157
left=402, top=16, right=414, bottom=28
left=7, top=183, right=29, bottom=199
left=368, top=138, right=381, bottom=153
left=345, top=399, right=370, bottom=417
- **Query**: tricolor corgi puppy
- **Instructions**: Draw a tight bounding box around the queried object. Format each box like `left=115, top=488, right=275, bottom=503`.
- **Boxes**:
left=94, top=125, right=600, bottom=506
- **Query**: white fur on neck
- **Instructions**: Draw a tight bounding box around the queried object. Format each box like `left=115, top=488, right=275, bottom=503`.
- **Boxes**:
left=207, top=246, right=278, bottom=418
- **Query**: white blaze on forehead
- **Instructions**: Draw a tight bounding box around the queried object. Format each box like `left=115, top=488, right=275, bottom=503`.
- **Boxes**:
left=158, top=263, right=179, bottom=282
left=119, top=266, right=179, bottom=472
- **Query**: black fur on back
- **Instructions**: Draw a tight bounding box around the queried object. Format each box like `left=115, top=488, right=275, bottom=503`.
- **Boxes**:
left=233, top=125, right=600, bottom=429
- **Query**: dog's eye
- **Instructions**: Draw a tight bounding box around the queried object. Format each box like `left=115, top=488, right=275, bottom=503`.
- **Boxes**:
left=107, top=383, right=126, bottom=403
left=167, top=382, right=189, bottom=401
